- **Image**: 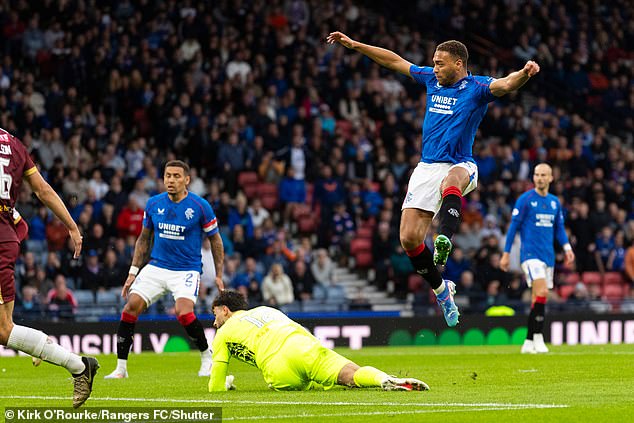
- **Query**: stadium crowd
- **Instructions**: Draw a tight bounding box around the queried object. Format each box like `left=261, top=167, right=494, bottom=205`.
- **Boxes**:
left=2, top=0, right=632, bottom=319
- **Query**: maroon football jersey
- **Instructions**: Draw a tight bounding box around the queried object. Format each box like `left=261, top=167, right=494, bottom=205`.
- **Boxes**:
left=0, top=128, right=36, bottom=243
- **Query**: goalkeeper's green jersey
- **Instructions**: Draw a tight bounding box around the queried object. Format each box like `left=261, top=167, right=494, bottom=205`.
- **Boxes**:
left=209, top=306, right=312, bottom=390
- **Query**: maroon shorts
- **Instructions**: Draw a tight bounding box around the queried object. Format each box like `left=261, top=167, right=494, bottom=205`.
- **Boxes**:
left=0, top=241, right=19, bottom=304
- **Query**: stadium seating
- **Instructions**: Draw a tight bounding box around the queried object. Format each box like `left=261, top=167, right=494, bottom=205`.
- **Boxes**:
left=74, top=290, right=95, bottom=305
left=603, top=272, right=624, bottom=285
left=582, top=272, right=603, bottom=285
left=603, top=284, right=627, bottom=301
left=354, top=251, right=373, bottom=268
left=350, top=238, right=372, bottom=255
left=564, top=273, right=582, bottom=285
left=356, top=226, right=374, bottom=240
left=558, top=285, right=576, bottom=300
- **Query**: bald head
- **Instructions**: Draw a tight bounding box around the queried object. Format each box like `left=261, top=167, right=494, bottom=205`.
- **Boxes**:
left=534, top=163, right=552, bottom=176
left=533, top=163, right=553, bottom=194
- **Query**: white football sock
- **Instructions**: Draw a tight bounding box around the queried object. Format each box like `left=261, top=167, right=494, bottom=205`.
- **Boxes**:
left=433, top=282, right=446, bottom=296
left=7, top=325, right=85, bottom=374
left=116, top=359, right=128, bottom=371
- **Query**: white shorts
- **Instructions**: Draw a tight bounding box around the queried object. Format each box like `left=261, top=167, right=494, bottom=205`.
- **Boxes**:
left=520, top=259, right=554, bottom=289
left=401, top=161, right=478, bottom=215
left=130, top=264, right=201, bottom=306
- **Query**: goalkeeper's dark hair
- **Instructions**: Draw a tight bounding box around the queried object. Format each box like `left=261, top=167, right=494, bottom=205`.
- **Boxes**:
left=212, top=290, right=248, bottom=312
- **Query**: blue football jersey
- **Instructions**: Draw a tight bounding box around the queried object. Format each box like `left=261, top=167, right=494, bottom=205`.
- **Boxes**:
left=143, top=192, right=219, bottom=271
left=410, top=65, right=497, bottom=164
left=504, top=190, right=570, bottom=266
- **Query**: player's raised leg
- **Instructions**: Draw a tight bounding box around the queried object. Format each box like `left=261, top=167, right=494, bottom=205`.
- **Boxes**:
left=400, top=209, right=459, bottom=326
left=434, top=165, right=473, bottom=265
left=104, top=293, right=146, bottom=379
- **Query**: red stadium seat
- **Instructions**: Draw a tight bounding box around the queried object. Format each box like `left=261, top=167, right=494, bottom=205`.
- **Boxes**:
left=603, top=284, right=626, bottom=300
left=238, top=171, right=259, bottom=187
left=356, top=226, right=373, bottom=239
left=564, top=273, right=581, bottom=285
left=582, top=272, right=602, bottom=285
left=604, top=272, right=624, bottom=285
left=559, top=285, right=576, bottom=300
left=292, top=204, right=311, bottom=220
left=242, top=182, right=259, bottom=199
left=350, top=238, right=372, bottom=255
left=354, top=251, right=373, bottom=268
left=298, top=215, right=317, bottom=233
left=257, top=182, right=278, bottom=197
left=260, top=193, right=278, bottom=210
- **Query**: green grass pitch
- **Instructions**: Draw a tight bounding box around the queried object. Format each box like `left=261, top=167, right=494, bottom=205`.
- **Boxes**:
left=1, top=344, right=633, bottom=422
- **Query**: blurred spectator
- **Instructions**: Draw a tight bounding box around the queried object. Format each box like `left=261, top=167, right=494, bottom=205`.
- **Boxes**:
left=101, top=249, right=127, bottom=290
left=606, top=231, right=626, bottom=272
left=331, top=202, right=355, bottom=252
left=234, top=257, right=264, bottom=289
left=390, top=245, right=414, bottom=299
left=248, top=198, right=271, bottom=229
left=15, top=286, right=43, bottom=320
left=279, top=167, right=306, bottom=226
left=79, top=250, right=104, bottom=292
left=445, top=247, right=472, bottom=284
left=594, top=226, right=615, bottom=273
left=372, top=221, right=396, bottom=291
left=289, top=260, right=316, bottom=301
left=261, top=263, right=294, bottom=306
left=116, top=198, right=144, bottom=238
left=568, top=282, right=590, bottom=307
left=228, top=195, right=254, bottom=239
left=310, top=249, right=335, bottom=286
left=46, top=274, right=77, bottom=321
left=46, top=216, right=69, bottom=252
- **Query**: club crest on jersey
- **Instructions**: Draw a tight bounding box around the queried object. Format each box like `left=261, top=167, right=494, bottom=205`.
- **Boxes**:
left=531, top=201, right=538, bottom=207
left=158, top=208, right=165, bottom=215
left=185, top=207, right=195, bottom=220
left=551, top=201, right=556, bottom=210
left=458, top=80, right=468, bottom=90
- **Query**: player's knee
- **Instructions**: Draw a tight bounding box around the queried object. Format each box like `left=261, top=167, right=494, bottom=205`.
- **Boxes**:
left=536, top=287, right=549, bottom=299
left=400, top=231, right=422, bottom=251
left=0, top=320, right=14, bottom=346
left=123, top=299, right=144, bottom=316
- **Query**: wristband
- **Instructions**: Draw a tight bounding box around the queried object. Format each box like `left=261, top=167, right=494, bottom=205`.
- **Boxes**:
left=563, top=244, right=572, bottom=252
left=129, top=265, right=140, bottom=276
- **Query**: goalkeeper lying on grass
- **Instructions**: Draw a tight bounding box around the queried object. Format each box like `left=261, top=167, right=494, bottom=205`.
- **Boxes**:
left=209, top=290, right=427, bottom=392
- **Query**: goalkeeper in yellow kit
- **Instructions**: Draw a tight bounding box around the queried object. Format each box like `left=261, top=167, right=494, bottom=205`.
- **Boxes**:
left=208, top=290, right=428, bottom=392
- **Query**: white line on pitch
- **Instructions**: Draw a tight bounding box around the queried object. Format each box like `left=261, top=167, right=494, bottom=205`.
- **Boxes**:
left=223, top=407, right=558, bottom=420
left=0, top=395, right=568, bottom=409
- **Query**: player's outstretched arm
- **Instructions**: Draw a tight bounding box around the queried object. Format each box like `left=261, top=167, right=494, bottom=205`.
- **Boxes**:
left=489, top=61, right=540, bottom=97
left=209, top=232, right=225, bottom=291
left=326, top=31, right=413, bottom=77
left=24, top=169, right=82, bottom=258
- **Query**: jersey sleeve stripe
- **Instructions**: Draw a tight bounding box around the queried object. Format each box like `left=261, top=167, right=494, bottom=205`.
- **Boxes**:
left=203, top=218, right=218, bottom=232
left=23, top=166, right=37, bottom=176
